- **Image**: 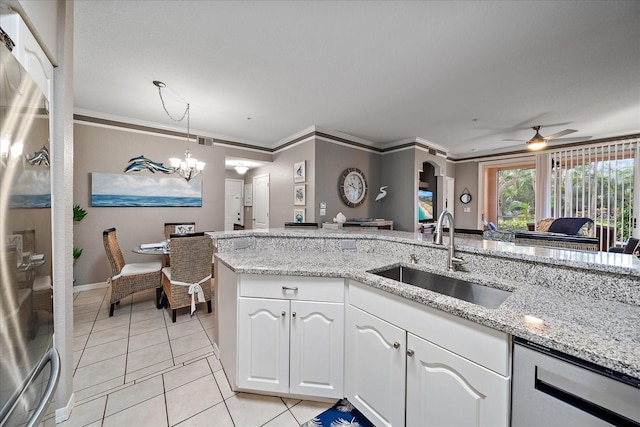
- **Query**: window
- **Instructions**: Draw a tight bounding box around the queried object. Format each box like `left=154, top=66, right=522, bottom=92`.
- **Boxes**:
left=549, top=140, right=637, bottom=245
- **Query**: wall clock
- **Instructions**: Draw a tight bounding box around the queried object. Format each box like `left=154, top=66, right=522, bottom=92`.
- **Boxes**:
left=339, top=167, right=368, bottom=207
left=460, top=189, right=472, bottom=204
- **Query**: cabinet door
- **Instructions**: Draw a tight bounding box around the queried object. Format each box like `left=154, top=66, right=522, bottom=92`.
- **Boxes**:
left=406, top=333, right=510, bottom=427
left=345, top=305, right=406, bottom=427
left=290, top=301, right=344, bottom=398
left=237, top=297, right=290, bottom=393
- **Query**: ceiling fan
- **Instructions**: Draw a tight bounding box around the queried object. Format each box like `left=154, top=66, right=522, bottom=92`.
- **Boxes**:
left=503, top=125, right=591, bottom=151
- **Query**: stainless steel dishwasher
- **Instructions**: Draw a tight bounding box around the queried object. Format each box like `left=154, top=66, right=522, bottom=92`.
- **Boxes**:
left=512, top=338, right=640, bottom=426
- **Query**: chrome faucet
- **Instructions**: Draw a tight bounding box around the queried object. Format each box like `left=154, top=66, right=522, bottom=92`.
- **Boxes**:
left=409, top=253, right=418, bottom=264
left=434, top=210, right=464, bottom=271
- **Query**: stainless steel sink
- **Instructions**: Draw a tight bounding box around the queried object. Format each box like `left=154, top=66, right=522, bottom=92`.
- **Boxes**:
left=371, top=265, right=511, bottom=309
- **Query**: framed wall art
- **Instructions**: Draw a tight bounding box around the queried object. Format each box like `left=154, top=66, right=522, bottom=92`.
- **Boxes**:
left=294, top=160, right=306, bottom=183
left=91, top=172, right=202, bottom=207
left=294, top=184, right=306, bottom=205
left=294, top=208, right=306, bottom=223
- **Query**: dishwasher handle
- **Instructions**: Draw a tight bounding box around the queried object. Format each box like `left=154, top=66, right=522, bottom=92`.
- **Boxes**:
left=535, top=366, right=639, bottom=427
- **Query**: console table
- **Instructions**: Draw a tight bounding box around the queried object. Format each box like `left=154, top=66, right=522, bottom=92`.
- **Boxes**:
left=323, top=220, right=393, bottom=230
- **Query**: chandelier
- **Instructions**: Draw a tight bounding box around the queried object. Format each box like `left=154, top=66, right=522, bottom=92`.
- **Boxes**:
left=154, top=81, right=205, bottom=182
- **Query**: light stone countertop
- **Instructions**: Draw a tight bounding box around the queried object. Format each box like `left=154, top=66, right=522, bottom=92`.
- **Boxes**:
left=211, top=228, right=640, bottom=381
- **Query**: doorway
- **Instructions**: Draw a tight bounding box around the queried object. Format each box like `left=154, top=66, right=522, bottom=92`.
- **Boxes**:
left=253, top=174, right=270, bottom=229
left=225, top=179, right=244, bottom=231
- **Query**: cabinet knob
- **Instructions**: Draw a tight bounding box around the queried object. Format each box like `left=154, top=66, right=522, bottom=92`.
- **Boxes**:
left=281, top=311, right=286, bottom=317
left=393, top=342, right=400, bottom=349
left=282, top=286, right=299, bottom=291
left=292, top=312, right=296, bottom=317
left=407, top=349, right=415, bottom=357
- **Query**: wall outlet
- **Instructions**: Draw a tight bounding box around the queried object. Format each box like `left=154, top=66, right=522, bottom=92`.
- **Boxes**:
left=341, top=239, right=357, bottom=250
left=320, top=202, right=326, bottom=209
left=233, top=238, right=249, bottom=250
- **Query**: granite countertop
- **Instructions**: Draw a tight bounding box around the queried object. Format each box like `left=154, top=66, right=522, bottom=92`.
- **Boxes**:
left=215, top=238, right=640, bottom=381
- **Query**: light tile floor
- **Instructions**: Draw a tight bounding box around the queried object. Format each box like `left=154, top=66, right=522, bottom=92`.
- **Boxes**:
left=44, top=286, right=333, bottom=426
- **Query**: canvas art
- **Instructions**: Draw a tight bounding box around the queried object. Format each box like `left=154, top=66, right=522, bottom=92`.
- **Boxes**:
left=91, top=172, right=202, bottom=207
left=9, top=170, right=51, bottom=208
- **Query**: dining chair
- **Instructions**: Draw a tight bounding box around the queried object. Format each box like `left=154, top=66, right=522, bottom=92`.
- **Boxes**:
left=161, top=232, right=213, bottom=323
left=163, top=222, right=196, bottom=240
left=102, top=228, right=163, bottom=316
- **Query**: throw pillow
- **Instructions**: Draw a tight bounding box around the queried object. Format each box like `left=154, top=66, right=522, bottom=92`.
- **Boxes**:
left=576, top=220, right=595, bottom=237
left=536, top=218, right=555, bottom=232
left=548, top=217, right=592, bottom=235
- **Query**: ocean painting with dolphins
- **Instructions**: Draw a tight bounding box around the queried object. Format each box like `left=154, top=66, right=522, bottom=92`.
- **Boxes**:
left=91, top=172, right=202, bottom=207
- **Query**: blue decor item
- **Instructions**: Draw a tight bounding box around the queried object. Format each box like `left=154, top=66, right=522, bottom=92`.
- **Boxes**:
left=124, top=155, right=174, bottom=174
left=300, top=399, right=374, bottom=427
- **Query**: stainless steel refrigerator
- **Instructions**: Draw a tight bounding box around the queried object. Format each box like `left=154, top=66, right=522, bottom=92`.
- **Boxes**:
left=0, top=38, right=59, bottom=426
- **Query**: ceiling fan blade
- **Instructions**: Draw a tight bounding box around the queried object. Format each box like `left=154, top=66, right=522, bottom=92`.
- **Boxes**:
left=544, top=129, right=577, bottom=141
left=501, top=139, right=526, bottom=142
left=547, top=136, right=592, bottom=144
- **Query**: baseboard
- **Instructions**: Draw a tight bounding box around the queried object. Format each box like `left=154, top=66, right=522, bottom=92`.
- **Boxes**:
left=55, top=392, right=74, bottom=423
left=73, top=281, right=109, bottom=292
left=212, top=341, right=220, bottom=358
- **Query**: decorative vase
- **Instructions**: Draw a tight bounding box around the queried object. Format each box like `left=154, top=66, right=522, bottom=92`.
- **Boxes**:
left=335, top=212, right=346, bottom=224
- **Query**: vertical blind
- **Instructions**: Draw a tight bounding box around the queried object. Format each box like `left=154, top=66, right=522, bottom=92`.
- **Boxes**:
left=549, top=138, right=638, bottom=248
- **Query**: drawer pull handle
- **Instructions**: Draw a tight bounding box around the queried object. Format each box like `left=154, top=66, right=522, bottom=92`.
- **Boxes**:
left=282, top=286, right=299, bottom=291
left=281, top=311, right=286, bottom=317
left=292, top=312, right=296, bottom=317
left=393, top=342, right=400, bottom=349
left=407, top=349, right=415, bottom=357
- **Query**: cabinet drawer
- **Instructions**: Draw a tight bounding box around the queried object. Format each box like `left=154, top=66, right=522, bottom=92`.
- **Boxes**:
left=240, top=275, right=344, bottom=302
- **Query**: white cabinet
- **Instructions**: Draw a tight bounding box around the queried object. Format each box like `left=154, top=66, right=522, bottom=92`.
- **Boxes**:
left=0, top=11, right=53, bottom=101
left=406, top=333, right=509, bottom=427
left=346, top=280, right=510, bottom=427
left=235, top=275, right=344, bottom=398
left=345, top=305, right=406, bottom=427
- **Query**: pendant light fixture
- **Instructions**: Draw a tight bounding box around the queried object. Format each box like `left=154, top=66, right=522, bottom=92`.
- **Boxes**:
left=153, top=80, right=205, bottom=182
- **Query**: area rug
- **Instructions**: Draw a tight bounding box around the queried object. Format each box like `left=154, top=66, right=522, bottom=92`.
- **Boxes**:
left=300, top=398, right=375, bottom=427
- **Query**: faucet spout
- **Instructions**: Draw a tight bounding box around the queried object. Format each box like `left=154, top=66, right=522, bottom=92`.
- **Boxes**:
left=434, top=210, right=462, bottom=271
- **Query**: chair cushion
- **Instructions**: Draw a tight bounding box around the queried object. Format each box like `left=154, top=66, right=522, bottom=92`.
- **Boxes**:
left=33, top=275, right=52, bottom=291
left=548, top=217, right=592, bottom=235
left=121, top=261, right=162, bottom=276
left=536, top=218, right=555, bottom=232
left=161, top=266, right=171, bottom=280
left=624, top=238, right=640, bottom=255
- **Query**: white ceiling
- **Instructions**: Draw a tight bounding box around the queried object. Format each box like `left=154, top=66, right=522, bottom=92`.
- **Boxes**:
left=73, top=1, right=640, bottom=158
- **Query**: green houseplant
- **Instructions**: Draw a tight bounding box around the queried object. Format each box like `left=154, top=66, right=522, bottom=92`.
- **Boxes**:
left=73, top=205, right=87, bottom=264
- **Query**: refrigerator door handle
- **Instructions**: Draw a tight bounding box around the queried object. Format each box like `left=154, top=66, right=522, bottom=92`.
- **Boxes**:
left=0, top=347, right=60, bottom=427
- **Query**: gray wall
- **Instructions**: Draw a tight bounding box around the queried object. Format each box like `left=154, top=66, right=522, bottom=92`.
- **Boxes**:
left=315, top=139, right=381, bottom=225
left=453, top=161, right=480, bottom=229
left=74, top=122, right=226, bottom=286
left=243, top=139, right=316, bottom=227
left=378, top=149, right=416, bottom=231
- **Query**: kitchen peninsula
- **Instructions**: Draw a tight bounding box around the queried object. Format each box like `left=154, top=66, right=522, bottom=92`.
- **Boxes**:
left=209, top=228, right=640, bottom=425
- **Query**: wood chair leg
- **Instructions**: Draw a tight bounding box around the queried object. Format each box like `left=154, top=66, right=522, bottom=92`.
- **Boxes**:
left=207, top=300, right=212, bottom=313
left=109, top=303, right=115, bottom=317
left=172, top=309, right=177, bottom=323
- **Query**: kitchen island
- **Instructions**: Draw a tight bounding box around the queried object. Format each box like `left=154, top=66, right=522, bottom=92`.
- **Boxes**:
left=209, top=228, right=640, bottom=424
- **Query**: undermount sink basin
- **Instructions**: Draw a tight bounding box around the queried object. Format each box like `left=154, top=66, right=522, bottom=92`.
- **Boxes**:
left=371, top=265, right=511, bottom=309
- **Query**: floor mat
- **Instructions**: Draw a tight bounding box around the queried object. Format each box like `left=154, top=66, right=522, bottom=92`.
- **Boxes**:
left=300, top=398, right=375, bottom=427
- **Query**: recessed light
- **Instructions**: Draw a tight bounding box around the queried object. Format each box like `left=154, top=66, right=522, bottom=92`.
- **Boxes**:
left=471, top=118, right=478, bottom=122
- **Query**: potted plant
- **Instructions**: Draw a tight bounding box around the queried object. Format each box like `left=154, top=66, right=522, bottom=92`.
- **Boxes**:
left=73, top=205, right=87, bottom=264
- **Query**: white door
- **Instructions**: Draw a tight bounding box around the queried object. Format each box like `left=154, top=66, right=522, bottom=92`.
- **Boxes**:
left=225, top=179, right=244, bottom=231
left=237, top=297, right=289, bottom=393
left=253, top=174, right=269, bottom=229
left=345, top=305, right=406, bottom=427
left=406, top=333, right=510, bottom=427
left=290, top=300, right=344, bottom=398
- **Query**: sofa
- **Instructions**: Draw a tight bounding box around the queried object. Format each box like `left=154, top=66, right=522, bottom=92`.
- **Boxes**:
left=484, top=217, right=599, bottom=251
